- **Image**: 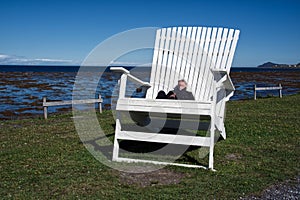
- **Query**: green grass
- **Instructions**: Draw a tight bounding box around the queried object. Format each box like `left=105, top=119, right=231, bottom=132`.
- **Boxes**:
left=1, top=94, right=299, bottom=199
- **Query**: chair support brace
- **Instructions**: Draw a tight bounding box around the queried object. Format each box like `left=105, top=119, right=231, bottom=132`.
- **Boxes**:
left=110, top=67, right=151, bottom=87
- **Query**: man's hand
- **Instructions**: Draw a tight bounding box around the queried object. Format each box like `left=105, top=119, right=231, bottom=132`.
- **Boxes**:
left=169, top=93, right=176, bottom=98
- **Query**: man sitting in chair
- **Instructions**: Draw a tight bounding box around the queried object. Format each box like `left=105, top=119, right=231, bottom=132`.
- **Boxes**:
left=131, top=79, right=194, bottom=127
left=156, top=79, right=195, bottom=100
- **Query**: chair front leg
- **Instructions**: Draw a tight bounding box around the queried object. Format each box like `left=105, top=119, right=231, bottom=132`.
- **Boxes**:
left=118, top=73, right=128, bottom=99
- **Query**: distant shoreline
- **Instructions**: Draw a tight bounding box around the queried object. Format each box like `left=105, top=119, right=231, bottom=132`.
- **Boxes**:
left=1, top=65, right=300, bottom=74
left=0, top=64, right=300, bottom=69
left=257, top=62, right=300, bottom=69
left=1, top=62, right=300, bottom=69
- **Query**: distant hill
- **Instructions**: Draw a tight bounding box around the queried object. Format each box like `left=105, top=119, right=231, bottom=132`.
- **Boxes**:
left=257, top=62, right=300, bottom=68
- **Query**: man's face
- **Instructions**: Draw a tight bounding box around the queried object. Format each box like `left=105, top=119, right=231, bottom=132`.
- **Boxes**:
left=178, top=80, right=187, bottom=90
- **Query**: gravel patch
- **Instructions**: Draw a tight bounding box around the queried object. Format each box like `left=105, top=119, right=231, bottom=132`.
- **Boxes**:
left=241, top=176, right=300, bottom=200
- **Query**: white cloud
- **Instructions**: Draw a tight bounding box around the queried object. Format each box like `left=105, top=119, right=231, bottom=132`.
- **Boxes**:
left=0, top=54, right=10, bottom=59
left=0, top=53, right=78, bottom=65
left=0, top=54, right=151, bottom=66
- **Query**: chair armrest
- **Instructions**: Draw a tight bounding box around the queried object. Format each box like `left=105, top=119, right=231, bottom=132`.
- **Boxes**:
left=128, top=74, right=151, bottom=87
left=211, top=69, right=227, bottom=73
left=222, top=74, right=235, bottom=91
left=110, top=67, right=151, bottom=87
left=110, top=67, right=130, bottom=74
left=211, top=69, right=235, bottom=91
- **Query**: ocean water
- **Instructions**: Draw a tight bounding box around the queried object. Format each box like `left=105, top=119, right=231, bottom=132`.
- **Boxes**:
left=0, top=65, right=299, bottom=119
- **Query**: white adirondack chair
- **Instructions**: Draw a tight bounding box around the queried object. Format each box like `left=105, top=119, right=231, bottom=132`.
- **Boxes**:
left=110, top=26, right=240, bottom=170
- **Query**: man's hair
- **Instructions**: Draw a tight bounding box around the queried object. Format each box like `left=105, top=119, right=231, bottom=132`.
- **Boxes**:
left=178, top=79, right=187, bottom=84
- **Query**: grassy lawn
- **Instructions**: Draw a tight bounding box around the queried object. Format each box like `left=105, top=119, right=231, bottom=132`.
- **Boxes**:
left=0, top=94, right=299, bottom=199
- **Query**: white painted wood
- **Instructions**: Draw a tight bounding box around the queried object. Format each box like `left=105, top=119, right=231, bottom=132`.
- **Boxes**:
left=212, top=70, right=235, bottom=91
left=168, top=27, right=183, bottom=97
left=146, top=27, right=239, bottom=101
left=209, top=79, right=217, bottom=170
left=255, top=86, right=282, bottom=91
left=214, top=115, right=223, bottom=133
left=147, top=29, right=162, bottom=99
left=153, top=28, right=166, bottom=96
left=209, top=27, right=221, bottom=68
left=279, top=84, right=282, bottom=98
left=204, top=28, right=223, bottom=101
left=159, top=28, right=171, bottom=92
left=42, top=95, right=103, bottom=119
left=110, top=67, right=150, bottom=86
left=116, top=98, right=212, bottom=115
left=220, top=29, right=234, bottom=72
left=127, top=74, right=151, bottom=87
left=112, top=118, right=121, bottom=161
left=203, top=28, right=217, bottom=101
left=43, top=98, right=103, bottom=107
left=204, top=27, right=216, bottom=100
left=215, top=28, right=228, bottom=70
left=110, top=67, right=130, bottom=74
left=174, top=27, right=187, bottom=83
left=180, top=27, right=192, bottom=81
left=254, top=85, right=257, bottom=100
left=110, top=26, right=240, bottom=170
left=189, top=27, right=202, bottom=93
left=118, top=131, right=211, bottom=147
left=254, top=84, right=283, bottom=100
left=185, top=27, right=198, bottom=82
left=119, top=74, right=127, bottom=98
left=211, top=70, right=234, bottom=139
left=225, top=30, right=240, bottom=72
left=98, top=95, right=102, bottom=113
left=196, top=27, right=212, bottom=101
left=164, top=27, right=177, bottom=92
left=43, top=97, right=48, bottom=119
left=191, top=27, right=205, bottom=96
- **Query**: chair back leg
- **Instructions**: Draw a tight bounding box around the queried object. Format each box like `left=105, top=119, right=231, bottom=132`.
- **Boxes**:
left=112, top=115, right=121, bottom=161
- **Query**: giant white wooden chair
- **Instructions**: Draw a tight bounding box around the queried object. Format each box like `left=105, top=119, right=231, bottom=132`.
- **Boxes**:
left=110, top=26, right=240, bottom=170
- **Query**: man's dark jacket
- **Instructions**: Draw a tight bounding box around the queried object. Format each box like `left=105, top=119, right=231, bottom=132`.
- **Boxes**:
left=173, top=86, right=195, bottom=100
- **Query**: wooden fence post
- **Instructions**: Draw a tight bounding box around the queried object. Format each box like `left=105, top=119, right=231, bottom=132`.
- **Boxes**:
left=98, top=94, right=102, bottom=113
left=279, top=84, right=282, bottom=98
left=254, top=85, right=257, bottom=100
left=254, top=84, right=283, bottom=100
left=43, top=97, right=48, bottom=119
left=42, top=96, right=103, bottom=119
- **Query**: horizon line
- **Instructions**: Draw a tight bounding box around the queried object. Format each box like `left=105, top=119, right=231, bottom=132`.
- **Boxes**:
left=0, top=64, right=259, bottom=68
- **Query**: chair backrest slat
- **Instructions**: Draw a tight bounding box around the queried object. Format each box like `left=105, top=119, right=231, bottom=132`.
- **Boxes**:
left=225, top=30, right=240, bottom=70
left=189, top=27, right=202, bottom=94
left=179, top=27, right=193, bottom=82
left=152, top=28, right=165, bottom=96
left=163, top=27, right=177, bottom=92
left=147, top=29, right=162, bottom=99
left=174, top=27, right=188, bottom=85
left=158, top=28, right=171, bottom=92
left=220, top=29, right=234, bottom=72
left=146, top=26, right=239, bottom=101
left=214, top=28, right=228, bottom=70
left=204, top=28, right=223, bottom=101
left=168, top=27, right=184, bottom=94
left=194, top=27, right=212, bottom=101
left=201, top=27, right=218, bottom=101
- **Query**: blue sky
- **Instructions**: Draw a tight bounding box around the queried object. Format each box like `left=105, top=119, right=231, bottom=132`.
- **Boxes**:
left=0, top=0, right=299, bottom=67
